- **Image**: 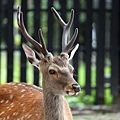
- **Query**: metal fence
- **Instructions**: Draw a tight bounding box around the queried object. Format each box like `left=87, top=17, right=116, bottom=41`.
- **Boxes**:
left=0, top=0, right=120, bottom=104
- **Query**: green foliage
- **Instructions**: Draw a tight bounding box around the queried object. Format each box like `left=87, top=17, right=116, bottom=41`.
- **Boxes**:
left=104, top=88, right=113, bottom=105
left=66, top=90, right=95, bottom=108
left=14, top=34, right=21, bottom=46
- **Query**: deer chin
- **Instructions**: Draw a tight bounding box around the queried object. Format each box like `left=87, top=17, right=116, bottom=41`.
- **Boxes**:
left=66, top=91, right=79, bottom=96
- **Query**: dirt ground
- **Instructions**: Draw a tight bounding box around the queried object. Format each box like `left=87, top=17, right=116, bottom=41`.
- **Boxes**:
left=72, top=105, right=120, bottom=120
left=73, top=113, right=120, bottom=120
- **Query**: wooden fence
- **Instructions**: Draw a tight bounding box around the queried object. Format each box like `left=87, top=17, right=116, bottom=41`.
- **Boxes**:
left=0, top=0, right=120, bottom=104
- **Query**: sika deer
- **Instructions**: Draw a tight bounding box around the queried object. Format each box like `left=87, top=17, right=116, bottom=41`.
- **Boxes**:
left=0, top=6, right=81, bottom=120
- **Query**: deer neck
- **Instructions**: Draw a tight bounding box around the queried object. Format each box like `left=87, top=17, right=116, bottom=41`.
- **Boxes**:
left=43, top=92, right=64, bottom=120
left=42, top=80, right=65, bottom=120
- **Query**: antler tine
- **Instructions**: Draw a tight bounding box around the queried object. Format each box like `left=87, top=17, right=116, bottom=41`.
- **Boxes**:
left=51, top=7, right=78, bottom=53
left=51, top=7, right=66, bottom=27
left=65, top=28, right=78, bottom=52
left=17, top=6, right=48, bottom=56
left=38, top=29, right=49, bottom=55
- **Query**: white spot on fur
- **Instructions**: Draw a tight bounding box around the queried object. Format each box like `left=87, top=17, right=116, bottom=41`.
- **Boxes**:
left=11, top=102, right=14, bottom=108
left=36, top=113, right=38, bottom=116
left=10, top=102, right=14, bottom=106
left=23, top=107, right=26, bottom=112
left=11, top=82, right=16, bottom=85
left=33, top=100, right=36, bottom=104
left=25, top=113, right=28, bottom=118
left=10, top=95, right=14, bottom=99
left=16, top=118, right=21, bottom=120
left=21, top=94, right=25, bottom=98
left=22, top=84, right=25, bottom=87
left=7, top=116, right=10, bottom=120
left=27, top=114, right=32, bottom=118
left=18, top=83, right=22, bottom=86
left=0, top=111, right=4, bottom=115
left=20, top=117, right=24, bottom=120
left=8, top=108, right=12, bottom=111
left=13, top=112, right=18, bottom=116
left=9, top=90, right=12, bottom=93
left=0, top=99, right=4, bottom=103
left=21, top=89, right=26, bottom=93
left=14, top=86, right=18, bottom=90
left=5, top=100, right=9, bottom=104
left=20, top=103, right=24, bottom=106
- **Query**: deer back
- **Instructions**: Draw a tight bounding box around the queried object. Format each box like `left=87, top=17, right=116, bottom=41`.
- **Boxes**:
left=0, top=82, right=44, bottom=119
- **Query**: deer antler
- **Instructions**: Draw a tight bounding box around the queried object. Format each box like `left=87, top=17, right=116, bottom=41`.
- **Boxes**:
left=51, top=7, right=78, bottom=54
left=17, top=6, right=49, bottom=56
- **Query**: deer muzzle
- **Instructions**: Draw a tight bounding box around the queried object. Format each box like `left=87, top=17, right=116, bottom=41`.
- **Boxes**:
left=66, top=83, right=81, bottom=96
left=72, top=84, right=81, bottom=93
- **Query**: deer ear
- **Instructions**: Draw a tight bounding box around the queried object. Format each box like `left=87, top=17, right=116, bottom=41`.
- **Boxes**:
left=22, top=44, right=40, bottom=69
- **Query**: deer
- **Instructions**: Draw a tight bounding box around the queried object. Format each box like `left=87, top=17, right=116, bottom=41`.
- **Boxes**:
left=0, top=6, right=81, bottom=120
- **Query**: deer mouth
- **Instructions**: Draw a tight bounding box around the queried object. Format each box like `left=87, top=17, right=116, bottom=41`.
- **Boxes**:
left=66, top=84, right=81, bottom=96
left=66, top=91, right=79, bottom=96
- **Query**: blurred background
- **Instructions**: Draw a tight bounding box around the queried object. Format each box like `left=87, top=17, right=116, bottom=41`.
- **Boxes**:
left=0, top=0, right=120, bottom=110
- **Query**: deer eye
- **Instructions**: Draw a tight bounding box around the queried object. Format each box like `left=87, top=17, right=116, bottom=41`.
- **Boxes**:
left=49, top=69, right=56, bottom=74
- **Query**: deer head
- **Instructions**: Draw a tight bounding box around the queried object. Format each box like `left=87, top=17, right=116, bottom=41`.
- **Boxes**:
left=17, top=6, right=80, bottom=96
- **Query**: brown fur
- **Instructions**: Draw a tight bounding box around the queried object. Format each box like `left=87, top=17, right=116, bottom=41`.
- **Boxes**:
left=0, top=53, right=79, bottom=120
left=0, top=82, right=72, bottom=120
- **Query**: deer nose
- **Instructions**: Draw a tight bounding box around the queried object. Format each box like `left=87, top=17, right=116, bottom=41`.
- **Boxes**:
left=72, top=84, right=81, bottom=92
